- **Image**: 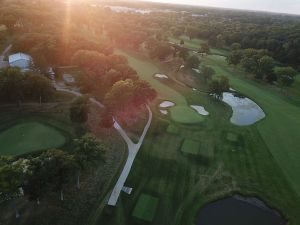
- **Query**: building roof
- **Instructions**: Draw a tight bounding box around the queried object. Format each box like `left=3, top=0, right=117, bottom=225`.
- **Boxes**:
left=9, top=53, right=32, bottom=64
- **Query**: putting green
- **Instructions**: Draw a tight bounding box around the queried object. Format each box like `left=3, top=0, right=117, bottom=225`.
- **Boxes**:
left=132, top=194, right=159, bottom=222
left=0, top=122, right=66, bottom=155
left=170, top=106, right=204, bottom=124
left=115, top=49, right=204, bottom=124
left=181, top=139, right=200, bottom=155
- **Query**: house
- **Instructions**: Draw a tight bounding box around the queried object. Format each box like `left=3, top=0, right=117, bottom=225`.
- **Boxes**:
left=8, top=53, right=32, bottom=71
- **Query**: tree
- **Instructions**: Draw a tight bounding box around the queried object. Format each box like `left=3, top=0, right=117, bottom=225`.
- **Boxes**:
left=227, top=50, right=242, bottom=65
left=180, top=39, right=184, bottom=46
left=231, top=43, right=241, bottom=51
left=70, top=96, right=89, bottom=123
left=240, top=57, right=257, bottom=73
left=74, top=134, right=107, bottom=189
left=41, top=150, right=76, bottom=201
left=0, top=160, right=24, bottom=218
left=71, top=50, right=108, bottom=72
left=199, top=43, right=210, bottom=54
left=178, top=48, right=189, bottom=61
left=258, top=55, right=275, bottom=81
left=23, top=157, right=50, bottom=205
left=201, top=66, right=215, bottom=83
left=185, top=55, right=200, bottom=69
left=274, top=67, right=297, bottom=90
left=209, top=76, right=230, bottom=99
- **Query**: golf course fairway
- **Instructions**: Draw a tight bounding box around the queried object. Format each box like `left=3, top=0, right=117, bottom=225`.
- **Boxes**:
left=115, top=49, right=204, bottom=124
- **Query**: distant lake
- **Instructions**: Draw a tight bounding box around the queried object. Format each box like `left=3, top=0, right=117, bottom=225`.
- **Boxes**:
left=197, top=196, right=286, bottom=225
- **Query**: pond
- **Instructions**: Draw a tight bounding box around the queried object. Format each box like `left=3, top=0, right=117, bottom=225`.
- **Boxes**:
left=197, top=196, right=286, bottom=225
left=222, top=92, right=265, bottom=126
left=190, top=105, right=209, bottom=116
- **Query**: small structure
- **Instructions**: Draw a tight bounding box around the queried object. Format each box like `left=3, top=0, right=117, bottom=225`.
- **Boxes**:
left=8, top=53, right=32, bottom=71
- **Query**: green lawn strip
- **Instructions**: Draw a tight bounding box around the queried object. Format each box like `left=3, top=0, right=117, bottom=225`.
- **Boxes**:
left=0, top=122, right=66, bottom=155
left=115, top=49, right=203, bottom=124
left=132, top=194, right=159, bottom=222
left=203, top=54, right=300, bottom=196
left=181, top=139, right=200, bottom=155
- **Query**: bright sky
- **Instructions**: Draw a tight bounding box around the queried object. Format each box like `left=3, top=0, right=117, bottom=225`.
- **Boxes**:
left=141, top=0, right=300, bottom=15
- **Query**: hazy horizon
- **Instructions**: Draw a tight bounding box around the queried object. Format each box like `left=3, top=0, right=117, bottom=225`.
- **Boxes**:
left=139, top=0, right=300, bottom=15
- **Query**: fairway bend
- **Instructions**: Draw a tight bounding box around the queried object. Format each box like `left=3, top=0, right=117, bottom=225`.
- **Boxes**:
left=108, top=105, right=152, bottom=206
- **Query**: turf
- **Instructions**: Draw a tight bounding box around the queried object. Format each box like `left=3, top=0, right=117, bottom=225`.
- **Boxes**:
left=132, top=194, right=159, bottom=222
left=203, top=54, right=300, bottom=196
left=181, top=139, right=200, bottom=155
left=0, top=122, right=66, bottom=155
left=227, top=132, right=238, bottom=142
left=170, top=106, right=204, bottom=124
left=167, top=124, right=180, bottom=134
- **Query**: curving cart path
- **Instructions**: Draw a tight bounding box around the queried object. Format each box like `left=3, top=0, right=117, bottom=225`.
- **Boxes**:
left=53, top=81, right=152, bottom=206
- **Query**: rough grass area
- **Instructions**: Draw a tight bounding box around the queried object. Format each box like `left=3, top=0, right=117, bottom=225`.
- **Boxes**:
left=132, top=194, right=159, bottom=222
left=181, top=139, right=200, bottom=155
left=167, top=124, right=180, bottom=134
left=0, top=122, right=66, bottom=155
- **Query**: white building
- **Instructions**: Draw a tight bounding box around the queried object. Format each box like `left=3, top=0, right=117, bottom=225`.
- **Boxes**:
left=8, top=53, right=32, bottom=71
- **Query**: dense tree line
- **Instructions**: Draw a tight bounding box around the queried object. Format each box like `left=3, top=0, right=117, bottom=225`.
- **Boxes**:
left=0, top=67, right=54, bottom=103
left=0, top=134, right=106, bottom=218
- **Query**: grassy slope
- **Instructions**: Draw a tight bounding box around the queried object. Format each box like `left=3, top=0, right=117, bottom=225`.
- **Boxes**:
left=115, top=49, right=204, bottom=124
left=204, top=55, right=300, bottom=196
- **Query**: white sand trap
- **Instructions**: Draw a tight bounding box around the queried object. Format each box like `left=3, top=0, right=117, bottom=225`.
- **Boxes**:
left=180, top=65, right=185, bottom=69
left=154, top=73, right=169, bottom=79
left=192, top=88, right=197, bottom=91
left=160, top=101, right=175, bottom=108
left=192, top=68, right=200, bottom=73
left=190, top=105, right=209, bottom=116
left=160, top=109, right=168, bottom=115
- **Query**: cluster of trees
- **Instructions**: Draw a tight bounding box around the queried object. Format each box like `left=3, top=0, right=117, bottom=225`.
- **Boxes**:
left=209, top=76, right=230, bottom=99
left=0, top=67, right=54, bottom=103
left=71, top=49, right=156, bottom=121
left=0, top=134, right=106, bottom=218
left=227, top=48, right=297, bottom=88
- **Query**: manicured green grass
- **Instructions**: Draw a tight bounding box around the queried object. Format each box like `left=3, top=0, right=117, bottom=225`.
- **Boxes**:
left=227, top=132, right=238, bottom=142
left=132, top=194, right=159, bottom=222
left=0, top=122, right=66, bottom=155
left=167, top=124, right=180, bottom=134
left=203, top=54, right=300, bottom=196
left=170, top=106, right=204, bottom=124
left=181, top=139, right=200, bottom=155
left=115, top=49, right=204, bottom=124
